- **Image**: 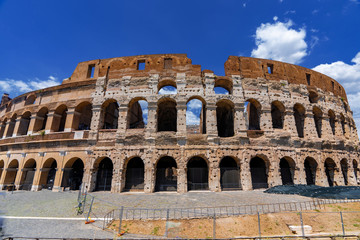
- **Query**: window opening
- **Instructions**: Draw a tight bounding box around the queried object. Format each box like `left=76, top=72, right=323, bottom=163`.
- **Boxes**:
left=267, top=64, right=273, bottom=74
left=87, top=64, right=95, bottom=78
left=137, top=60, right=145, bottom=70
left=186, top=99, right=205, bottom=134
left=158, top=86, right=177, bottom=94
left=306, top=73, right=311, bottom=85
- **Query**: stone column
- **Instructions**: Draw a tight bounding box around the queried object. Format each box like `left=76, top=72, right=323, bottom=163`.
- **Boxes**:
left=269, top=164, right=282, bottom=187
left=89, top=105, right=102, bottom=140
left=44, top=111, right=57, bottom=133
left=295, top=165, right=307, bottom=184
left=206, top=103, right=218, bottom=142
left=12, top=116, right=22, bottom=137
left=321, top=116, right=333, bottom=140
left=209, top=161, right=221, bottom=192
left=335, top=116, right=343, bottom=138
left=144, top=162, right=154, bottom=193
left=0, top=121, right=6, bottom=138
left=347, top=165, right=358, bottom=186
left=31, top=168, right=43, bottom=191
left=116, top=105, right=128, bottom=137
left=344, top=119, right=351, bottom=139
left=27, top=113, right=39, bottom=135
left=177, top=167, right=187, bottom=193
left=3, top=120, right=11, bottom=138
left=64, top=108, right=80, bottom=132
left=304, top=111, right=317, bottom=139
left=284, top=109, right=297, bottom=137
left=176, top=101, right=187, bottom=136
left=240, top=157, right=252, bottom=191
left=146, top=102, right=157, bottom=138
left=234, top=103, right=246, bottom=137
left=0, top=167, right=8, bottom=190
left=260, top=107, right=272, bottom=133
left=315, top=165, right=326, bottom=187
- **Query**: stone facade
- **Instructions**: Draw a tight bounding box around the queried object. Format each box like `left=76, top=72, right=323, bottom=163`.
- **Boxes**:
left=0, top=54, right=359, bottom=193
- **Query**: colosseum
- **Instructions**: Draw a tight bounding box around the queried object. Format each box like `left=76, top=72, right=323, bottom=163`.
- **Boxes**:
left=0, top=54, right=359, bottom=193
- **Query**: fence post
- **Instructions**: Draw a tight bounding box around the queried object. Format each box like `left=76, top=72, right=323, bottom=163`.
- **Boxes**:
left=165, top=209, right=170, bottom=238
left=340, top=211, right=345, bottom=236
left=82, top=191, right=87, bottom=214
left=213, top=214, right=216, bottom=239
left=299, top=211, right=305, bottom=237
left=118, top=207, right=124, bottom=234
left=257, top=212, right=261, bottom=239
left=86, top=196, right=94, bottom=223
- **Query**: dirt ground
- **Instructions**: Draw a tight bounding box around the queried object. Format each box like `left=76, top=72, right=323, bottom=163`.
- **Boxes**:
left=108, top=202, right=360, bottom=238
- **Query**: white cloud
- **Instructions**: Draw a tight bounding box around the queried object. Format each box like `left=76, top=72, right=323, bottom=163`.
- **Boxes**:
left=313, top=52, right=360, bottom=132
left=251, top=18, right=308, bottom=64
left=284, top=10, right=296, bottom=15
left=187, top=99, right=202, bottom=109
left=158, top=86, right=177, bottom=95
left=186, top=110, right=200, bottom=125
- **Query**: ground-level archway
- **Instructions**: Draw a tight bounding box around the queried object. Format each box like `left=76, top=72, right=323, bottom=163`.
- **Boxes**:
left=155, top=156, right=177, bottom=191
left=95, top=158, right=113, bottom=191
left=304, top=157, right=317, bottom=185
left=220, top=156, right=240, bottom=190
left=124, top=157, right=144, bottom=191
left=38, top=158, right=58, bottom=190
left=2, top=159, right=19, bottom=190
left=325, top=158, right=336, bottom=187
left=61, top=158, right=84, bottom=190
left=280, top=157, right=295, bottom=185
left=0, top=160, right=4, bottom=181
left=250, top=157, right=268, bottom=189
left=187, top=156, right=209, bottom=191
left=340, top=159, right=348, bottom=186
left=19, top=159, right=36, bottom=190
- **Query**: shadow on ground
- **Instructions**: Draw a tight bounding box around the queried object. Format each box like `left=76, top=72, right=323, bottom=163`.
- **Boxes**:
left=265, top=185, right=360, bottom=199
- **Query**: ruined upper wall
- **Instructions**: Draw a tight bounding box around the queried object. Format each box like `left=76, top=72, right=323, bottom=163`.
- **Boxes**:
left=225, top=56, right=347, bottom=101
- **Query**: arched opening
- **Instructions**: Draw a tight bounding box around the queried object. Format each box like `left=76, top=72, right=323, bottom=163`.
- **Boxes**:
left=325, top=158, right=336, bottom=187
left=186, top=98, right=206, bottom=134
left=293, top=104, right=305, bottom=138
left=52, top=105, right=67, bottom=132
left=308, top=91, right=319, bottom=103
left=304, top=157, right=317, bottom=185
left=313, top=106, right=323, bottom=138
left=75, top=102, right=92, bottom=130
left=271, top=101, right=285, bottom=129
left=340, top=159, right=348, bottom=186
left=214, top=87, right=230, bottom=94
left=220, top=156, right=240, bottom=190
left=158, top=80, right=177, bottom=95
left=214, top=78, right=232, bottom=94
left=95, top=157, right=113, bottom=191
left=3, top=159, right=18, bottom=189
left=280, top=157, right=295, bottom=185
left=216, top=100, right=234, bottom=137
left=25, top=94, right=36, bottom=105
left=187, top=156, right=209, bottom=191
left=18, top=111, right=31, bottom=136
left=0, top=118, right=7, bottom=138
left=155, top=156, right=177, bottom=191
left=0, top=160, right=4, bottom=182
left=5, top=114, right=17, bottom=137
left=340, top=114, right=346, bottom=136
left=328, top=110, right=336, bottom=135
left=38, top=158, right=57, bottom=190
left=127, top=99, right=148, bottom=129
left=353, top=160, right=359, bottom=184
left=19, top=159, right=36, bottom=190
left=61, top=158, right=84, bottom=190
left=250, top=156, right=268, bottom=189
left=245, top=99, right=261, bottom=130
left=157, top=99, right=177, bottom=132
left=102, top=100, right=119, bottom=129
left=34, top=107, right=48, bottom=132
left=124, top=157, right=144, bottom=191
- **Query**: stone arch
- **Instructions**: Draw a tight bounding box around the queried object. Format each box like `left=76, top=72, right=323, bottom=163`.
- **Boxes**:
left=25, top=94, right=36, bottom=105
left=5, top=113, right=17, bottom=137
left=61, top=158, right=85, bottom=190
left=220, top=156, right=241, bottom=190
left=308, top=90, right=319, bottom=103
left=101, top=99, right=119, bottom=129
left=155, top=156, right=177, bottom=191
left=157, top=98, right=177, bottom=132
left=328, top=110, right=336, bottom=135
left=158, top=79, right=177, bottom=94
left=304, top=157, right=318, bottom=185
left=214, top=78, right=232, bottom=94
left=94, top=157, right=113, bottom=191
left=19, top=158, right=36, bottom=190
left=3, top=159, right=19, bottom=189
left=280, top=157, right=295, bottom=185
left=127, top=97, right=147, bottom=129
left=293, top=103, right=305, bottom=138
left=74, top=102, right=93, bottom=130
left=186, top=96, right=206, bottom=134
left=216, top=99, right=234, bottom=137
left=325, top=158, right=337, bottom=187
left=187, top=156, right=209, bottom=191
left=124, top=156, right=145, bottom=191
left=40, top=158, right=57, bottom=190
left=271, top=101, right=285, bottom=129
left=340, top=158, right=348, bottom=185
left=340, top=113, right=346, bottom=136
left=250, top=155, right=269, bottom=189
left=52, top=104, right=68, bottom=132
left=34, top=107, right=49, bottom=132
left=245, top=99, right=261, bottom=130
left=17, top=111, right=31, bottom=136
left=313, top=106, right=323, bottom=138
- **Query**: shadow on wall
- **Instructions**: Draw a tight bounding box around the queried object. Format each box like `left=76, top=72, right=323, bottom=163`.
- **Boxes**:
left=265, top=185, right=360, bottom=199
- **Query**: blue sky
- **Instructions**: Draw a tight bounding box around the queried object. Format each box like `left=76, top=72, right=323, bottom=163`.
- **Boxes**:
left=0, top=0, right=360, bottom=128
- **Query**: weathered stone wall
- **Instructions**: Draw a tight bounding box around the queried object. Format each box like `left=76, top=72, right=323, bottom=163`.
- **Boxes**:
left=0, top=54, right=359, bottom=193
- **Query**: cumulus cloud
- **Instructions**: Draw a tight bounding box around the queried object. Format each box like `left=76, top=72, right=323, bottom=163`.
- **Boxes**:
left=313, top=52, right=360, bottom=131
left=251, top=18, right=308, bottom=64
left=138, top=100, right=148, bottom=125
left=158, top=86, right=177, bottom=94
left=0, top=76, right=60, bottom=96
left=186, top=110, right=200, bottom=125
left=186, top=99, right=202, bottom=125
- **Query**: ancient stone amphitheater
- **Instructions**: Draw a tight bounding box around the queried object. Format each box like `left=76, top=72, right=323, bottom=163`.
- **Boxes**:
left=0, top=54, right=359, bottom=193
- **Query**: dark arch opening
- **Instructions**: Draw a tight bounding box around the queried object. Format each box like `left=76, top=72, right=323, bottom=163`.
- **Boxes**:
left=62, top=158, right=84, bottom=190
left=18, top=112, right=31, bottom=136
left=280, top=158, right=294, bottom=185
left=155, top=156, right=177, bottom=191
left=124, top=157, right=144, bottom=191
left=34, top=107, right=48, bottom=132
left=325, top=158, right=336, bottom=187
left=75, top=102, right=92, bottom=130
left=52, top=105, right=67, bottom=132
left=187, top=157, right=209, bottom=191
left=313, top=107, right=323, bottom=138
left=102, top=101, right=119, bottom=129
left=354, top=160, right=359, bottom=184
left=340, top=159, right=348, bottom=186
left=0, top=118, right=7, bottom=138
left=250, top=157, right=268, bottom=189
left=95, top=158, right=113, bottom=191
left=214, top=78, right=232, bottom=94
left=3, top=160, right=18, bottom=190
left=294, top=104, right=305, bottom=138
left=304, top=157, right=317, bottom=185
left=220, top=157, right=240, bottom=190
left=340, top=114, right=346, bottom=136
left=41, top=159, right=57, bottom=190
left=0, top=160, right=4, bottom=181
left=6, top=114, right=17, bottom=137
left=25, top=94, right=36, bottom=105
left=157, top=100, right=177, bottom=132
left=328, top=110, right=336, bottom=135
left=245, top=100, right=261, bottom=130
left=216, top=100, right=234, bottom=137
left=271, top=101, right=284, bottom=129
left=309, top=91, right=319, bottom=104
left=128, top=100, right=147, bottom=129
left=19, top=159, right=36, bottom=191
